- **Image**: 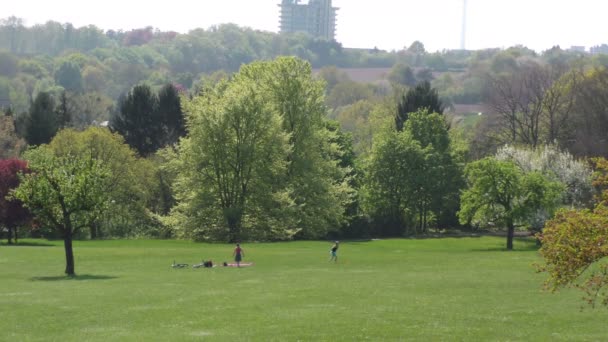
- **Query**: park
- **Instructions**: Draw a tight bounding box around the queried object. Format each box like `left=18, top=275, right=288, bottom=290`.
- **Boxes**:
left=2, top=237, right=606, bottom=341
left=2, top=10, right=608, bottom=341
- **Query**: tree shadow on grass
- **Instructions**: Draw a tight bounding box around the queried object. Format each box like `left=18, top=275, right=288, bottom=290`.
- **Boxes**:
left=470, top=238, right=540, bottom=252
left=30, top=274, right=118, bottom=282
left=1, top=241, right=56, bottom=247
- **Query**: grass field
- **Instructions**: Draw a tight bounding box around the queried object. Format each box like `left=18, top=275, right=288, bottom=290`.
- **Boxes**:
left=1, top=237, right=606, bottom=341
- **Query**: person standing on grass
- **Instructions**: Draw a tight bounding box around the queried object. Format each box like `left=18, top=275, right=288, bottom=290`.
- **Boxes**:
left=233, top=243, right=244, bottom=267
left=329, top=241, right=339, bottom=262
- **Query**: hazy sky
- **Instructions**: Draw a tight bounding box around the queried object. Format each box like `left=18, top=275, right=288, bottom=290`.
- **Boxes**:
left=4, top=0, right=608, bottom=52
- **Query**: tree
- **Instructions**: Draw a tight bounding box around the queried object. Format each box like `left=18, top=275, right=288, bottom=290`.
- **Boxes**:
left=405, top=111, right=463, bottom=231
left=0, top=51, right=18, bottom=78
left=48, top=127, right=152, bottom=239
left=568, top=67, right=608, bottom=156
left=363, top=125, right=425, bottom=236
left=260, top=57, right=353, bottom=238
left=458, top=157, right=563, bottom=250
left=485, top=61, right=568, bottom=148
left=539, top=206, right=608, bottom=307
left=172, top=65, right=289, bottom=242
left=363, top=110, right=462, bottom=235
left=395, top=81, right=444, bottom=131
left=388, top=63, right=417, bottom=87
left=495, top=144, right=593, bottom=211
left=0, top=159, right=30, bottom=244
left=55, top=91, right=72, bottom=129
left=54, top=60, right=83, bottom=92
left=12, top=146, right=110, bottom=275
left=537, top=157, right=608, bottom=307
left=157, top=83, right=185, bottom=147
left=326, top=81, right=375, bottom=109
left=110, top=84, right=161, bottom=156
left=0, top=114, right=26, bottom=159
left=25, top=91, right=58, bottom=146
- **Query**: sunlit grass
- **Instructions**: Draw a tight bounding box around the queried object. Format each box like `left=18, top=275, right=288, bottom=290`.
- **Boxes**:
left=1, top=237, right=606, bottom=341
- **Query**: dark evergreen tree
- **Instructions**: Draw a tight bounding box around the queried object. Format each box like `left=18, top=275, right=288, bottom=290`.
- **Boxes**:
left=55, top=91, right=72, bottom=129
left=157, top=83, right=185, bottom=146
left=25, top=92, right=58, bottom=146
left=110, top=84, right=161, bottom=156
left=395, top=81, right=444, bottom=131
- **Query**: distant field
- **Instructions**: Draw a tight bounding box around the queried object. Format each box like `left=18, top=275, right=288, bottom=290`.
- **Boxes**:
left=1, top=238, right=606, bottom=341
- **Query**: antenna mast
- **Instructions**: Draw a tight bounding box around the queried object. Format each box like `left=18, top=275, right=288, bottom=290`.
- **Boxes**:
left=460, top=0, right=467, bottom=50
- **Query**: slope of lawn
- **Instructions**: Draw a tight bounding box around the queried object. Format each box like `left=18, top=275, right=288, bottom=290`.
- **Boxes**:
left=1, top=237, right=606, bottom=341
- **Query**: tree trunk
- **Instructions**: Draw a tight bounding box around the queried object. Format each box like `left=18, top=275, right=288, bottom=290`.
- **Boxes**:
left=64, top=233, right=75, bottom=275
left=506, top=218, right=515, bottom=250
left=224, top=207, right=243, bottom=243
left=89, top=224, right=97, bottom=240
left=14, top=226, right=18, bottom=244
left=7, top=226, right=13, bottom=245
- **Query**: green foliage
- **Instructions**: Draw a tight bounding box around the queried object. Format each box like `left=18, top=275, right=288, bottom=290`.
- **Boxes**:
left=0, top=114, right=26, bottom=158
left=110, top=83, right=185, bottom=156
left=538, top=157, right=608, bottom=307
left=54, top=60, right=83, bottom=92
left=171, top=62, right=290, bottom=242
left=156, top=83, right=185, bottom=146
left=12, top=146, right=111, bottom=274
left=169, top=57, right=353, bottom=241
left=363, top=127, right=424, bottom=235
left=326, top=80, right=375, bottom=109
left=388, top=63, right=416, bottom=87
left=459, top=157, right=563, bottom=249
left=25, top=91, right=58, bottom=146
left=110, top=84, right=161, bottom=156
left=495, top=144, right=593, bottom=210
left=364, top=110, right=462, bottom=235
left=48, top=127, right=158, bottom=239
left=395, top=81, right=444, bottom=131
left=539, top=207, right=608, bottom=307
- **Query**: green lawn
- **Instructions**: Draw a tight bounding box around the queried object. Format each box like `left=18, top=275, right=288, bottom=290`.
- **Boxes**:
left=1, top=237, right=606, bottom=341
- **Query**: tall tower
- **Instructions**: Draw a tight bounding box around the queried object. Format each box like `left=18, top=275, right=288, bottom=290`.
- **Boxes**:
left=460, top=0, right=467, bottom=50
left=279, top=0, right=338, bottom=41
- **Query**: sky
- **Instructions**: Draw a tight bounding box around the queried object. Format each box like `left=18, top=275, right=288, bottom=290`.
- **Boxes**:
left=3, top=0, right=608, bottom=52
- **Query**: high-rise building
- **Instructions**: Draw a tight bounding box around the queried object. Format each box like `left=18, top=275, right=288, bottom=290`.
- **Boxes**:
left=279, top=0, right=338, bottom=41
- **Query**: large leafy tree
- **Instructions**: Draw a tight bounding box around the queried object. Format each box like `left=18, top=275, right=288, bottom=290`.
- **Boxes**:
left=0, top=159, right=30, bottom=244
left=363, top=126, right=425, bottom=236
left=12, top=146, right=110, bottom=275
left=172, top=64, right=289, bottom=242
left=495, top=144, right=593, bottom=211
left=48, top=127, right=153, bottom=239
left=537, top=157, right=608, bottom=307
left=363, top=110, right=462, bottom=235
left=259, top=56, right=353, bottom=238
left=405, top=111, right=463, bottom=231
left=395, top=81, right=444, bottom=131
left=458, top=157, right=563, bottom=250
left=170, top=57, right=352, bottom=241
